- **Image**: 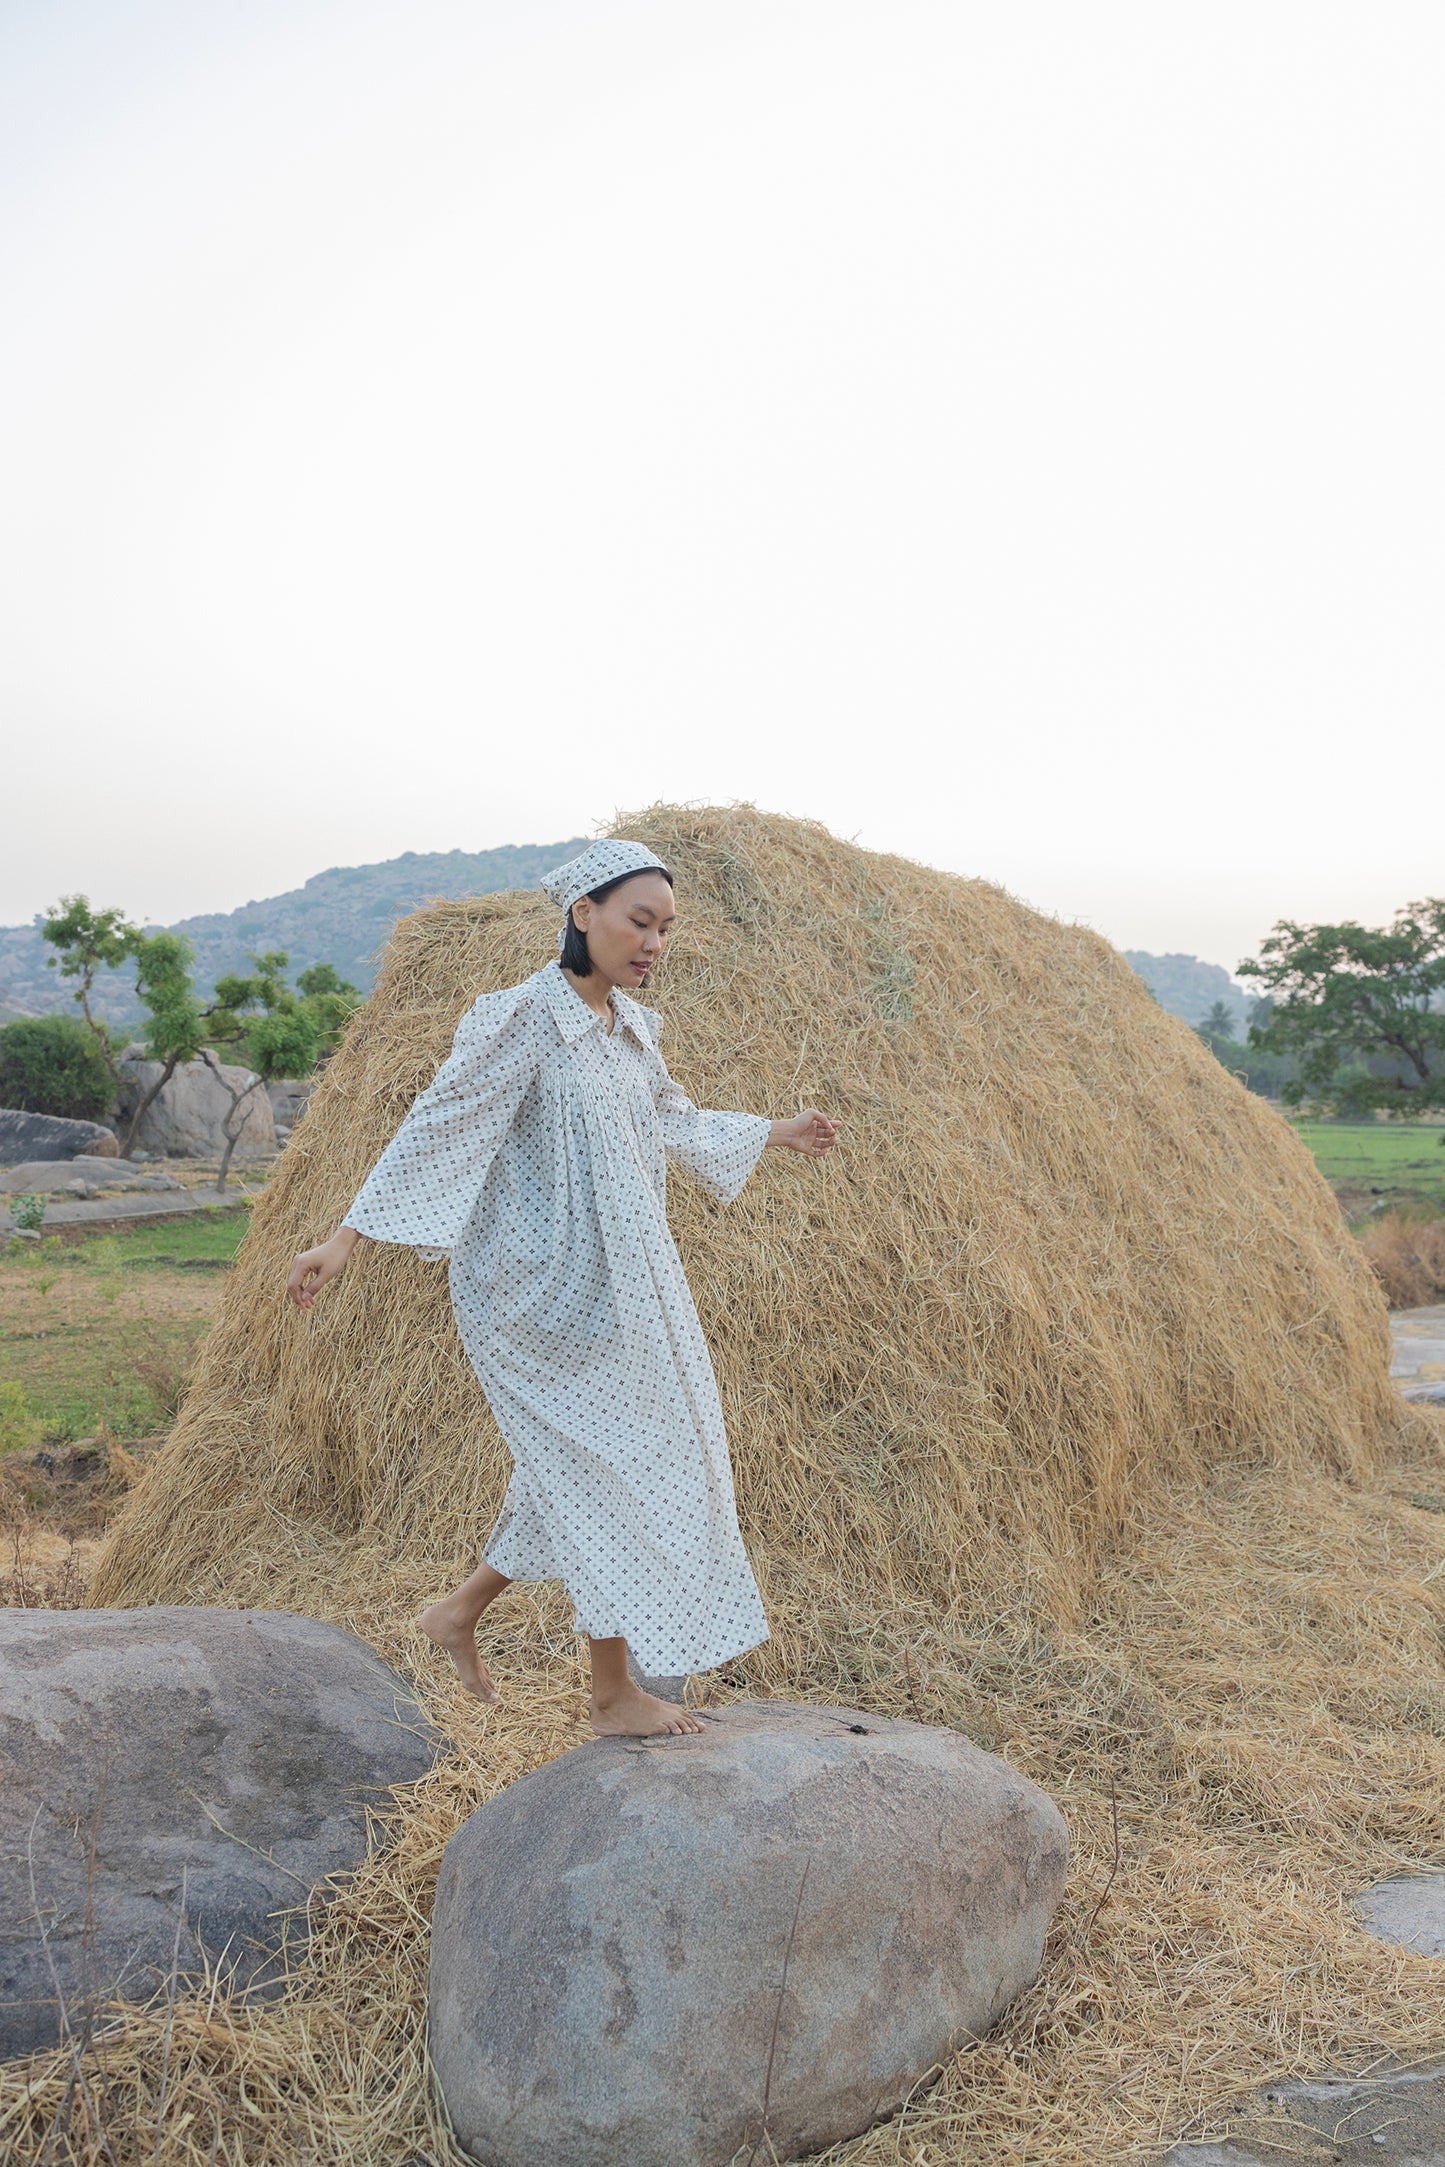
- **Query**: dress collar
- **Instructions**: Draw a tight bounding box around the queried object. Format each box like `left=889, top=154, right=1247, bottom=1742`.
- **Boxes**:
left=540, top=961, right=654, bottom=1049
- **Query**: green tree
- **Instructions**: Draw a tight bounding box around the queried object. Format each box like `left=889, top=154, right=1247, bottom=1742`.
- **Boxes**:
left=121, top=932, right=207, bottom=1153
left=40, top=895, right=140, bottom=1084
left=1196, top=999, right=1238, bottom=1047
left=208, top=952, right=316, bottom=1077
left=121, top=940, right=361, bottom=1157
left=295, top=962, right=352, bottom=999
left=206, top=952, right=359, bottom=1076
left=1239, top=899, right=1445, bottom=1113
left=196, top=949, right=360, bottom=1187
left=245, top=1008, right=323, bottom=1077
left=30, top=899, right=366, bottom=1155
left=295, top=962, right=361, bottom=1061
left=0, top=1014, right=115, bottom=1122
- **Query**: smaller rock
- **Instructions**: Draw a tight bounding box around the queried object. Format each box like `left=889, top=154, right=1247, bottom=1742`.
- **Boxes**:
left=627, top=1654, right=689, bottom=1704
left=65, top=1179, right=92, bottom=1198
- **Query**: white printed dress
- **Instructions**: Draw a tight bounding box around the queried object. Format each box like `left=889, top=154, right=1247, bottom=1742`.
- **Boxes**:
left=343, top=961, right=772, bottom=1676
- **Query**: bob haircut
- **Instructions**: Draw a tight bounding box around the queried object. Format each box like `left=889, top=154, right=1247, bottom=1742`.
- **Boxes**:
left=560, top=865, right=675, bottom=978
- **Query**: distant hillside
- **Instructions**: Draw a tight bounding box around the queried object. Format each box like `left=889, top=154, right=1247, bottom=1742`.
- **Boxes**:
left=1, top=855, right=1259, bottom=1043
left=1125, top=950, right=1253, bottom=1030
left=0, top=840, right=589, bottom=1028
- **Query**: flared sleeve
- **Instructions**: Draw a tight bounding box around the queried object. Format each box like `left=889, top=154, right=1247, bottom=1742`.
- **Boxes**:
left=343, top=986, right=540, bottom=1257
left=641, top=1010, right=770, bottom=1205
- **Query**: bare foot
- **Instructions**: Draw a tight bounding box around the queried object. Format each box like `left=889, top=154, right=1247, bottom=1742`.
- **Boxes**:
left=419, top=1601, right=500, bottom=1704
left=589, top=1683, right=706, bottom=1738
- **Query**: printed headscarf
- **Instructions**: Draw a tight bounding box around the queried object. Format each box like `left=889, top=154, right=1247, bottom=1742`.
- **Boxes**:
left=540, top=839, right=669, bottom=951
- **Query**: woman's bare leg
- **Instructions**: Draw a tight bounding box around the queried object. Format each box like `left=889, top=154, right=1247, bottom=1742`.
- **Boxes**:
left=418, top=1560, right=511, bottom=1703
left=587, top=1636, right=705, bottom=1737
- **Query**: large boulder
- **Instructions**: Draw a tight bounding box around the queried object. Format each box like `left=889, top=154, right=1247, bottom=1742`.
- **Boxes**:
left=429, top=1700, right=1069, bottom=2167
left=0, top=1607, right=440, bottom=2058
left=0, top=1110, right=118, bottom=1164
left=115, top=1052, right=276, bottom=1158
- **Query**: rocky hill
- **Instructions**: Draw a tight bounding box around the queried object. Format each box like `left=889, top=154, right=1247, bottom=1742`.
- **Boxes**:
left=0, top=841, right=588, bottom=1028
left=1124, top=950, right=1253, bottom=1030
left=1, top=847, right=1255, bottom=1042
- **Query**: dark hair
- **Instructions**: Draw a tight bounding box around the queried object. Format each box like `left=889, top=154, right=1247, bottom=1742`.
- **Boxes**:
left=560, top=865, right=674, bottom=977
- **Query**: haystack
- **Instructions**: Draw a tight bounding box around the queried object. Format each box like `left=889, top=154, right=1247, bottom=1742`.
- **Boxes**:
left=23, top=807, right=1445, bottom=2167
left=92, top=801, right=1392, bottom=1629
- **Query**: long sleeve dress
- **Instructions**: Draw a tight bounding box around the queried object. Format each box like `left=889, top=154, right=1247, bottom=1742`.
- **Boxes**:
left=343, top=960, right=772, bottom=1676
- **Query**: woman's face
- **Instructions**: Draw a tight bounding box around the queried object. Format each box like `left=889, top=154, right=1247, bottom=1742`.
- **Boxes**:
left=572, top=872, right=676, bottom=990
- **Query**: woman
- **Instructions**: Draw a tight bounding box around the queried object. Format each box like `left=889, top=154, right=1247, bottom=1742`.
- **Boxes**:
left=286, top=839, right=838, bottom=1739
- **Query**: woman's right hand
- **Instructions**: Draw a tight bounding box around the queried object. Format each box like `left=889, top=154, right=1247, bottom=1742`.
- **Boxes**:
left=287, top=1227, right=361, bottom=1310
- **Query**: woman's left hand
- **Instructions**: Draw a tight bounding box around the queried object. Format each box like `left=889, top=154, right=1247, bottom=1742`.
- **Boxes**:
left=768, top=1109, right=840, bottom=1157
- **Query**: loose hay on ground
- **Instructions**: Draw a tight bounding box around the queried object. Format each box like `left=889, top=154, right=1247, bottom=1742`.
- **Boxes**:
left=9, top=804, right=1438, bottom=2164
left=12, top=1438, right=1445, bottom=2166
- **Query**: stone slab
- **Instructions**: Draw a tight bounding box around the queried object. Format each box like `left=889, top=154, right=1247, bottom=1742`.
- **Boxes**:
left=1167, top=2065, right=1445, bottom=2164
left=1391, top=1306, right=1445, bottom=1385
left=1, top=1188, right=252, bottom=1235
left=1357, top=1873, right=1445, bottom=1959
left=1166, top=1864, right=1445, bottom=2167
left=0, top=1157, right=181, bottom=1195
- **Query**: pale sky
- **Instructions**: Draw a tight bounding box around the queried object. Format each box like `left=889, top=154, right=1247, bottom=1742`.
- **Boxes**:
left=3, top=1, right=1440, bottom=973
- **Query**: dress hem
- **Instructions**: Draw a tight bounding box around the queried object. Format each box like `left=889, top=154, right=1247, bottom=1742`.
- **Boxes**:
left=481, top=1543, right=768, bottom=1676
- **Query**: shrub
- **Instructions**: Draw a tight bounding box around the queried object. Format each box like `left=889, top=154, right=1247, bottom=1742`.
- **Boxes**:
left=0, top=1014, right=114, bottom=1121
left=0, top=1380, right=42, bottom=1457
left=1358, top=1211, right=1445, bottom=1308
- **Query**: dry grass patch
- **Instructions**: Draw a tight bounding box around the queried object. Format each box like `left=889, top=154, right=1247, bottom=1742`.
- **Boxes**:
left=1360, top=1212, right=1445, bottom=1310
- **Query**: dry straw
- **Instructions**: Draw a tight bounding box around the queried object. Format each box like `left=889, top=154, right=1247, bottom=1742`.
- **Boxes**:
left=9, top=802, right=1445, bottom=2164
left=1360, top=1210, right=1445, bottom=1309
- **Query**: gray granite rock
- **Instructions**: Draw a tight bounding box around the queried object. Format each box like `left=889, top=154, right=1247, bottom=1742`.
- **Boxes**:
left=429, top=1698, right=1068, bottom=2167
left=0, top=1111, right=118, bottom=1164
left=114, top=1053, right=275, bottom=1158
left=0, top=1607, right=440, bottom=2057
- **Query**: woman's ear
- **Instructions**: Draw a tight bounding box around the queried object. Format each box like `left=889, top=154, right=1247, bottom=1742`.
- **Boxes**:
left=571, top=898, right=592, bottom=934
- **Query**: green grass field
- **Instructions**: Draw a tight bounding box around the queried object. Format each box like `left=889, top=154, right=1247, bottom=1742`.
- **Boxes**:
left=1292, top=1119, right=1445, bottom=1216
left=49, top=1210, right=253, bottom=1273
left=1, top=1205, right=251, bottom=1446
